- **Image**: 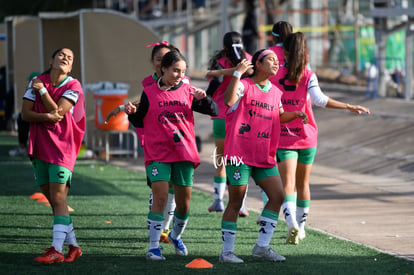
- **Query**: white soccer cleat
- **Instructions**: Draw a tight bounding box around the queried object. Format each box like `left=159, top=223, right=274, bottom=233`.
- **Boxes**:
left=208, top=199, right=224, bottom=212
left=298, top=228, right=306, bottom=240
left=252, top=244, right=286, bottom=262
left=238, top=205, right=249, bottom=217
left=219, top=251, right=244, bottom=263
left=8, top=147, right=27, bottom=157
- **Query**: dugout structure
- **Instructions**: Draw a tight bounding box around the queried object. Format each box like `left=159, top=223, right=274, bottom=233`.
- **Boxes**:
left=6, top=9, right=159, bottom=146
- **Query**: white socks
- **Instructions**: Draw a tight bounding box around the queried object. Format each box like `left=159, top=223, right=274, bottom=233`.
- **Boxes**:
left=170, top=214, right=189, bottom=240
left=162, top=192, right=175, bottom=230
left=65, top=223, right=79, bottom=247
left=52, top=224, right=67, bottom=253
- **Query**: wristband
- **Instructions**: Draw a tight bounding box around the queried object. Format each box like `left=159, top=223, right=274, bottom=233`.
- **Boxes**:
left=233, top=70, right=242, bottom=79
left=38, top=87, right=48, bottom=96
left=119, top=104, right=125, bottom=111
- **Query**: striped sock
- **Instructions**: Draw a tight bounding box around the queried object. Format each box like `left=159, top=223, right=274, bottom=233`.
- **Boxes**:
left=221, top=220, right=237, bottom=253
left=170, top=211, right=189, bottom=240
left=214, top=176, right=226, bottom=200
left=256, top=209, right=279, bottom=247
left=282, top=194, right=297, bottom=228
left=296, top=199, right=310, bottom=232
left=148, top=211, right=163, bottom=249
left=65, top=216, right=79, bottom=247
left=162, top=189, right=175, bottom=230
left=52, top=215, right=70, bottom=253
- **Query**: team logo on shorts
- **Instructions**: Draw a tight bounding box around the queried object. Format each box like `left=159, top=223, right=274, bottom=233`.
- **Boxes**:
left=151, top=166, right=159, bottom=177
left=233, top=169, right=241, bottom=181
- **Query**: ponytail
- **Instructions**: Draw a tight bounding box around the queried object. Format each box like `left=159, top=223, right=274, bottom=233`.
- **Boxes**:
left=284, top=32, right=308, bottom=85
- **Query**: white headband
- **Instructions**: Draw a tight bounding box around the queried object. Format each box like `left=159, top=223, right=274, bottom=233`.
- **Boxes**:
left=232, top=43, right=244, bottom=60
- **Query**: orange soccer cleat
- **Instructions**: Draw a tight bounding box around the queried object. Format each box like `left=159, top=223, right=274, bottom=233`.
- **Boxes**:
left=64, top=245, right=83, bottom=262
left=34, top=247, right=64, bottom=264
left=159, top=229, right=171, bottom=243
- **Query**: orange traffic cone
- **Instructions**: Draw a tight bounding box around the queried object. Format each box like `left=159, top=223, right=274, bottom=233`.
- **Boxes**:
left=185, top=258, right=213, bottom=269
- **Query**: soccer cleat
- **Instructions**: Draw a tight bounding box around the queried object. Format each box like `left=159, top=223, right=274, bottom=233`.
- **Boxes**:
left=146, top=247, right=166, bottom=260
left=34, top=247, right=64, bottom=264
left=238, top=206, right=249, bottom=217
left=160, top=229, right=171, bottom=243
left=252, top=244, right=286, bottom=262
left=219, top=251, right=244, bottom=263
left=64, top=245, right=82, bottom=262
left=168, top=232, right=188, bottom=256
left=286, top=225, right=299, bottom=245
left=298, top=228, right=306, bottom=240
left=208, top=199, right=224, bottom=212
left=8, top=147, right=27, bottom=157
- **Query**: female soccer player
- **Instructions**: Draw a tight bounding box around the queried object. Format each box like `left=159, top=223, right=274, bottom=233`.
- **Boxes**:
left=106, top=41, right=181, bottom=243
left=127, top=50, right=218, bottom=260
left=219, top=49, right=307, bottom=263
left=267, top=21, right=293, bottom=66
left=22, top=48, right=85, bottom=264
left=205, top=31, right=253, bottom=217
left=271, top=32, right=370, bottom=245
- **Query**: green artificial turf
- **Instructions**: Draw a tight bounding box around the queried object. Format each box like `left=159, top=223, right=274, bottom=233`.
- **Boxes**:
left=1, top=132, right=413, bottom=274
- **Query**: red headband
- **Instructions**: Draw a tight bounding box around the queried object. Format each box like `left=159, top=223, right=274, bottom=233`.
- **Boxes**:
left=146, top=41, right=169, bottom=48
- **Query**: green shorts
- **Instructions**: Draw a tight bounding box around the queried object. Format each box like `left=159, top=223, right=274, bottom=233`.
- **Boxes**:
left=32, top=158, right=72, bottom=186
left=146, top=161, right=194, bottom=187
left=226, top=164, right=279, bottom=186
left=213, top=118, right=226, bottom=139
left=277, top=147, right=317, bottom=165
